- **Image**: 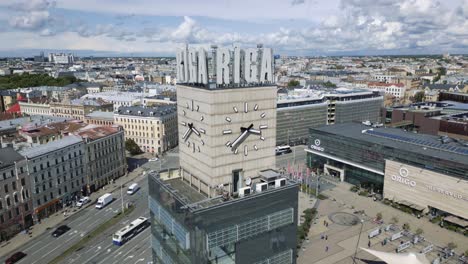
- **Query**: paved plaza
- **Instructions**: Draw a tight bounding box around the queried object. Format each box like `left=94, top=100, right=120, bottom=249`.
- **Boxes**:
left=297, top=180, right=468, bottom=264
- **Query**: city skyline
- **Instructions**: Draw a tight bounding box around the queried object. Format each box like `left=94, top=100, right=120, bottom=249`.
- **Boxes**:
left=0, top=0, right=467, bottom=56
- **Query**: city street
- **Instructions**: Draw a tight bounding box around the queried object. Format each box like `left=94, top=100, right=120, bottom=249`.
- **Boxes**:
left=0, top=146, right=304, bottom=264
left=0, top=171, right=150, bottom=264
left=62, top=177, right=151, bottom=264
left=276, top=145, right=307, bottom=169
left=0, top=150, right=180, bottom=264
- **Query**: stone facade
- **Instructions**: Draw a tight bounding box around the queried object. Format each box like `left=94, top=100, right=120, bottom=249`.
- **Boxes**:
left=114, top=106, right=178, bottom=154
left=19, top=101, right=51, bottom=116
left=20, top=136, right=86, bottom=222
left=177, top=85, right=277, bottom=197
left=0, top=148, right=33, bottom=241
left=78, top=126, right=127, bottom=192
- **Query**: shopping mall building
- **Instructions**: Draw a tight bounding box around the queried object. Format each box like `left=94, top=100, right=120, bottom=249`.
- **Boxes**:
left=306, top=123, right=468, bottom=221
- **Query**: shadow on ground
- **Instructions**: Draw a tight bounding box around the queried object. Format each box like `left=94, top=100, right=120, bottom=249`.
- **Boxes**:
left=126, top=157, right=148, bottom=172
left=358, top=257, right=386, bottom=264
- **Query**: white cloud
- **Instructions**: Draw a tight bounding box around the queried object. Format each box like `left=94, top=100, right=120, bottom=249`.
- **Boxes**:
left=0, top=0, right=466, bottom=54
left=9, top=10, right=49, bottom=29
left=291, top=0, right=306, bottom=6
left=9, top=0, right=56, bottom=12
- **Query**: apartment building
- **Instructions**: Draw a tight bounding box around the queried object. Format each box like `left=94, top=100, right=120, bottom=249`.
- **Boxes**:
left=84, top=111, right=114, bottom=126
left=114, top=105, right=178, bottom=154
left=20, top=136, right=86, bottom=222
left=75, top=126, right=127, bottom=192
left=368, top=82, right=406, bottom=99
left=50, top=98, right=113, bottom=121
left=0, top=148, right=33, bottom=241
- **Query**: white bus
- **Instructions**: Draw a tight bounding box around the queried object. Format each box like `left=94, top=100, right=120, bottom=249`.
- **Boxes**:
left=113, top=217, right=149, bottom=246
left=275, top=145, right=292, bottom=155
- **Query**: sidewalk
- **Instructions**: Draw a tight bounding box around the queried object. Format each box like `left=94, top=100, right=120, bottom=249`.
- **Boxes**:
left=298, top=181, right=468, bottom=264
left=324, top=182, right=468, bottom=255
left=0, top=165, right=147, bottom=258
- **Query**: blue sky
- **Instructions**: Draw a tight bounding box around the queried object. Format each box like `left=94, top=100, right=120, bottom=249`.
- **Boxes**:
left=0, top=0, right=467, bottom=56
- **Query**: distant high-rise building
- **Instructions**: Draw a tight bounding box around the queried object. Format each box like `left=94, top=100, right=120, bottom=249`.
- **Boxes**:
left=48, top=53, right=74, bottom=64
left=34, top=51, right=45, bottom=62
left=149, top=44, right=298, bottom=264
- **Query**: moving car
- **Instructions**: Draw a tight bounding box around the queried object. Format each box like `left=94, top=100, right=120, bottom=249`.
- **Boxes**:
left=96, top=193, right=113, bottom=209
left=5, top=252, right=26, bottom=264
left=76, top=196, right=90, bottom=208
left=52, top=225, right=71, bottom=237
left=126, top=183, right=140, bottom=195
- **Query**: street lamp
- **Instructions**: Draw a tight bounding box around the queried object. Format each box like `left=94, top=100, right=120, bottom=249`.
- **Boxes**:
left=120, top=183, right=124, bottom=213
left=316, top=176, right=321, bottom=198
left=353, top=219, right=365, bottom=264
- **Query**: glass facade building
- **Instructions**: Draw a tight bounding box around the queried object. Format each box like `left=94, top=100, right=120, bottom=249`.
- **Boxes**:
left=276, top=91, right=382, bottom=146
left=149, top=172, right=298, bottom=264
left=306, top=123, right=468, bottom=192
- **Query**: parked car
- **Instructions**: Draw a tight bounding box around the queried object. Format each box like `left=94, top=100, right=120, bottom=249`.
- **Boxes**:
left=52, top=225, right=71, bottom=237
left=148, top=158, right=159, bottom=162
left=5, top=252, right=27, bottom=264
left=76, top=196, right=90, bottom=208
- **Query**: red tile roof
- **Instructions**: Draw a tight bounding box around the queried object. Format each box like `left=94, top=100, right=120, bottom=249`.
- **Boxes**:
left=6, top=103, right=21, bottom=113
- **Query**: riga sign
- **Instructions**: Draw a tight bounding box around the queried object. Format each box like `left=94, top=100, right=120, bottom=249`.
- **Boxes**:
left=176, top=44, right=274, bottom=86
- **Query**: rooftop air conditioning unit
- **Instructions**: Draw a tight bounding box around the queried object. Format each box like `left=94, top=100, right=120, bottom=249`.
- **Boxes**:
left=274, top=178, right=286, bottom=188
left=238, top=186, right=251, bottom=198
left=255, top=182, right=268, bottom=193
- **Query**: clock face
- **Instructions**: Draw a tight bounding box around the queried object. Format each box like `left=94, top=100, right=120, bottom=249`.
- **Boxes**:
left=181, top=99, right=206, bottom=153
left=223, top=102, right=267, bottom=156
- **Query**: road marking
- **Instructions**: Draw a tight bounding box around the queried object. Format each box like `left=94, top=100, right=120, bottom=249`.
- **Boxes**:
left=113, top=251, right=123, bottom=258
left=121, top=236, right=150, bottom=258
left=81, top=244, right=112, bottom=264
left=64, top=234, right=77, bottom=244
left=22, top=240, right=42, bottom=252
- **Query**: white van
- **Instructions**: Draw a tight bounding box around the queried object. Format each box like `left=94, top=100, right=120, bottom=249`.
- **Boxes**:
left=127, top=183, right=139, bottom=195
left=96, top=193, right=113, bottom=209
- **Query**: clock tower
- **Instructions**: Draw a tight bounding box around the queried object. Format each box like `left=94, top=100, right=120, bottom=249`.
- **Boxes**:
left=177, top=44, right=276, bottom=197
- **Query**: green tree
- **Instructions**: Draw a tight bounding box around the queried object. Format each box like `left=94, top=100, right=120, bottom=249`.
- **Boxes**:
left=0, top=73, right=80, bottom=89
left=287, top=80, right=300, bottom=87
left=322, top=81, right=337, bottom=88
left=437, top=67, right=447, bottom=76
left=376, top=212, right=383, bottom=221
left=415, top=228, right=424, bottom=235
left=125, top=139, right=143, bottom=155
left=413, top=91, right=425, bottom=102
left=402, top=223, right=410, bottom=231
left=447, top=242, right=457, bottom=250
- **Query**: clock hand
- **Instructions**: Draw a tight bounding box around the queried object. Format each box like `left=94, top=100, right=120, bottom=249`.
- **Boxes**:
left=230, top=129, right=249, bottom=150
left=248, top=128, right=261, bottom=135
left=191, top=126, right=201, bottom=136
left=183, top=123, right=193, bottom=141
left=182, top=128, right=192, bottom=140
left=240, top=124, right=254, bottom=132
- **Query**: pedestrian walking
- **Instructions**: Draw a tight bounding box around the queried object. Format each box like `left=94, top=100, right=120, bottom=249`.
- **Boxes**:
left=368, top=240, right=371, bottom=248
left=325, top=245, right=329, bottom=252
left=321, top=234, right=324, bottom=240
left=325, top=235, right=328, bottom=240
